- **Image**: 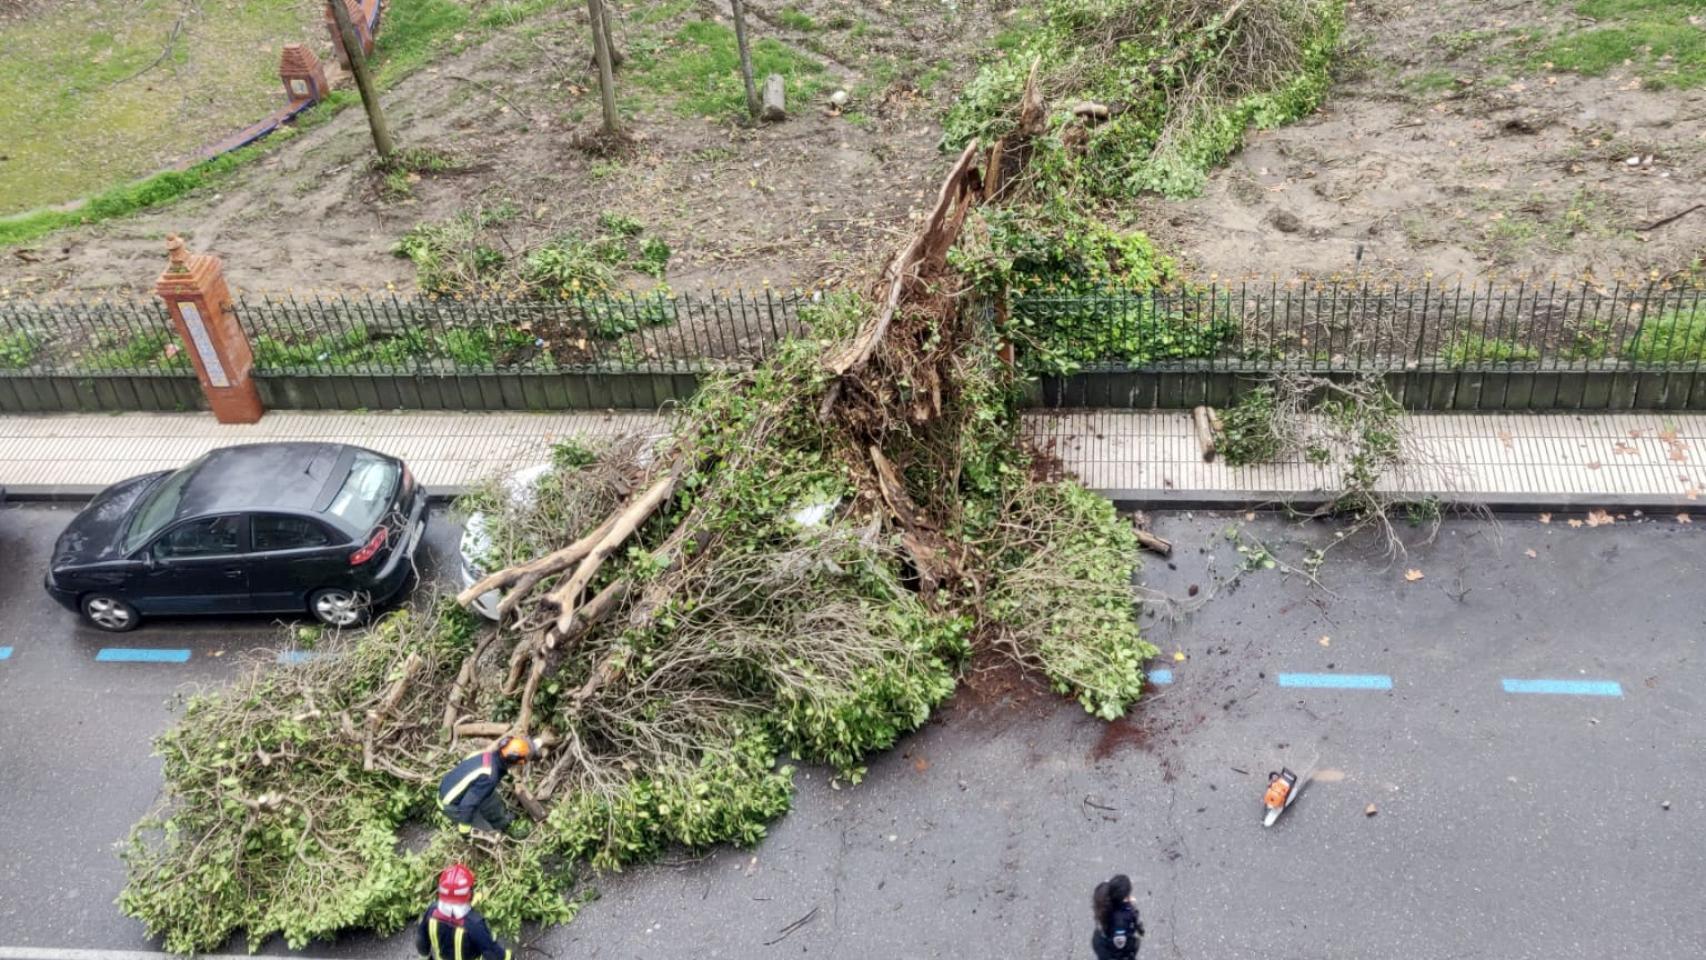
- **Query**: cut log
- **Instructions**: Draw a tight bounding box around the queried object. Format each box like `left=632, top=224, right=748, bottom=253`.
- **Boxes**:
left=1133, top=526, right=1173, bottom=557
left=454, top=721, right=512, bottom=738
left=1072, top=100, right=1110, bottom=120
left=761, top=73, right=786, bottom=122
left=514, top=784, right=549, bottom=822
left=1192, top=406, right=1218, bottom=462
left=544, top=460, right=686, bottom=635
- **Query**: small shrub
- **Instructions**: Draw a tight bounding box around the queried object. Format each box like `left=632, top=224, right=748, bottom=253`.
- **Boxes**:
left=1219, top=386, right=1284, bottom=466
left=524, top=238, right=620, bottom=298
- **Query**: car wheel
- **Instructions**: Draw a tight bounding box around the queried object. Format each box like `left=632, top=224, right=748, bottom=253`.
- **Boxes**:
left=81, top=594, right=141, bottom=632
left=309, top=588, right=368, bottom=628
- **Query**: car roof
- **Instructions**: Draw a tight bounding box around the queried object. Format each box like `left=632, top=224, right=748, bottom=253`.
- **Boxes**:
left=174, top=442, right=375, bottom=521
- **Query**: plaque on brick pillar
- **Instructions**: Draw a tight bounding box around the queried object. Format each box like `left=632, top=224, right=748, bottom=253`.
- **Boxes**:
left=155, top=235, right=265, bottom=424
left=279, top=43, right=328, bottom=105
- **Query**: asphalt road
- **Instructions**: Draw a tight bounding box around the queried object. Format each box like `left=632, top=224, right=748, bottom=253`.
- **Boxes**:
left=1, top=503, right=1702, bottom=959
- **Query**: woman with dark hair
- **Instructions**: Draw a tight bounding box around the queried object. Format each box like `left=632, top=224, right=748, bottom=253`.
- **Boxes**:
left=1091, top=874, right=1145, bottom=959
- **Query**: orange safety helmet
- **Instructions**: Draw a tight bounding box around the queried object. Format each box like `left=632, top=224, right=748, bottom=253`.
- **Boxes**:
left=437, top=863, right=476, bottom=906
left=497, top=735, right=537, bottom=765
left=1263, top=775, right=1291, bottom=810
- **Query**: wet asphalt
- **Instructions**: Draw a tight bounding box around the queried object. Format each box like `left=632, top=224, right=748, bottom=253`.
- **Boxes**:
left=0, top=503, right=1702, bottom=958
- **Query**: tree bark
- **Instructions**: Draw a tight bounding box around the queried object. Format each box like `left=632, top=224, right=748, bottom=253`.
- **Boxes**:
left=599, top=0, right=624, bottom=68
left=586, top=0, right=621, bottom=136
left=328, top=0, right=394, bottom=160
left=1192, top=406, right=1218, bottom=462
left=730, top=0, right=761, bottom=121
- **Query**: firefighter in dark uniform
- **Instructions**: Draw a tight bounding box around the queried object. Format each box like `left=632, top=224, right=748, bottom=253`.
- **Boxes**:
left=416, top=863, right=512, bottom=960
left=1091, top=874, right=1145, bottom=959
left=438, top=735, right=536, bottom=837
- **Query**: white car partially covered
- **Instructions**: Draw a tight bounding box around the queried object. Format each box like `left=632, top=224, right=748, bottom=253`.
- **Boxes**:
left=458, top=462, right=554, bottom=621
left=458, top=437, right=840, bottom=621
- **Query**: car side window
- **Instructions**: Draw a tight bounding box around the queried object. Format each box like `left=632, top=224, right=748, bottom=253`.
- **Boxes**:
left=152, top=515, right=243, bottom=560
left=253, top=514, right=332, bottom=552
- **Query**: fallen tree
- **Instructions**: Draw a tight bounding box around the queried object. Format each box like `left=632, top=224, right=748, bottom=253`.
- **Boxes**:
left=121, top=70, right=1159, bottom=953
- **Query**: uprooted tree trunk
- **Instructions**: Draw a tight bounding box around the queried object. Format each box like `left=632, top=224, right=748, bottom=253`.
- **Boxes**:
left=461, top=62, right=1057, bottom=753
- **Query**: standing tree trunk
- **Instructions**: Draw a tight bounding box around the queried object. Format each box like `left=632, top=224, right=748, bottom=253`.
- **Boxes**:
left=328, top=0, right=394, bottom=160
left=586, top=0, right=621, bottom=136
left=599, top=0, right=623, bottom=68
left=729, top=0, right=761, bottom=122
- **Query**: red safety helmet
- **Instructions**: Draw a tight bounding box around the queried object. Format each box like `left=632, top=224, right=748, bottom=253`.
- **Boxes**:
left=437, top=863, right=476, bottom=906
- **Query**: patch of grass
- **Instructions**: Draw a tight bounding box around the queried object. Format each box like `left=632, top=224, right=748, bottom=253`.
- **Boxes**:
left=1401, top=69, right=1461, bottom=96
left=1442, top=335, right=1541, bottom=366
left=777, top=5, right=819, bottom=31
left=1438, top=27, right=1506, bottom=57
left=0, top=329, right=41, bottom=369
left=0, top=141, right=266, bottom=247
left=1625, top=306, right=1706, bottom=363
left=0, top=0, right=305, bottom=215
left=1533, top=0, right=1706, bottom=89
left=0, top=1, right=567, bottom=243
left=83, top=331, right=190, bottom=372
left=632, top=19, right=827, bottom=119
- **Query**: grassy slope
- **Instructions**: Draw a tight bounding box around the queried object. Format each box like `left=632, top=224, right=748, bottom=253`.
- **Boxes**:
left=0, top=0, right=311, bottom=214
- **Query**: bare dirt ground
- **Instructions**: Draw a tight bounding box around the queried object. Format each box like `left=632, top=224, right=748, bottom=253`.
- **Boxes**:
left=0, top=0, right=1008, bottom=297
left=1146, top=0, right=1706, bottom=287
left=4, top=0, right=1701, bottom=300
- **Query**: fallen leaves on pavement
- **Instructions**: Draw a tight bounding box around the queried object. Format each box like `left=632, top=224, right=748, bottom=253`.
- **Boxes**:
left=1524, top=548, right=1537, bottom=558
left=1404, top=569, right=1424, bottom=581
left=1679, top=513, right=1693, bottom=524
left=1538, top=513, right=1552, bottom=524
left=1585, top=509, right=1614, bottom=527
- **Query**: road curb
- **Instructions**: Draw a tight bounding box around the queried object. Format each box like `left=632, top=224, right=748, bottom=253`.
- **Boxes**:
left=7, top=483, right=1694, bottom=515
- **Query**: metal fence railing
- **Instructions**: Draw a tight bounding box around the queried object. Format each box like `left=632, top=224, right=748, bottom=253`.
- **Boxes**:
left=1009, top=284, right=1706, bottom=375
left=231, top=290, right=813, bottom=375
left=0, top=297, right=188, bottom=375
left=1, top=284, right=1702, bottom=378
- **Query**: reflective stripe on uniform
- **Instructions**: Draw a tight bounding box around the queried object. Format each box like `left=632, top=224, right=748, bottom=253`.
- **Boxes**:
left=439, top=752, right=494, bottom=807
left=426, top=919, right=471, bottom=960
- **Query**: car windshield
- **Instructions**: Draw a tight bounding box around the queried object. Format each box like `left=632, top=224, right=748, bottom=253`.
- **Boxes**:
left=122, top=466, right=198, bottom=554
left=325, top=453, right=400, bottom=532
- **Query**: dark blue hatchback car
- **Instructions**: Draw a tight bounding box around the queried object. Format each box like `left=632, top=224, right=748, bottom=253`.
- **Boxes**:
left=44, top=442, right=426, bottom=632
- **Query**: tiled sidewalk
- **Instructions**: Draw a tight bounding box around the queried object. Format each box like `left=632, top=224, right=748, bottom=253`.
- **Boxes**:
left=1022, top=410, right=1706, bottom=508
left=2, top=409, right=1702, bottom=508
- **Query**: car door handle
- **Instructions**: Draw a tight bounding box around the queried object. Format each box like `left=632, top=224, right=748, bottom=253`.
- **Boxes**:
left=222, top=567, right=244, bottom=579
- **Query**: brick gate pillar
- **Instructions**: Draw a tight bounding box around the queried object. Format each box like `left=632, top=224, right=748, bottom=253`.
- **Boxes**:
left=279, top=43, right=329, bottom=106
left=155, top=235, right=265, bottom=424
left=325, top=0, right=375, bottom=69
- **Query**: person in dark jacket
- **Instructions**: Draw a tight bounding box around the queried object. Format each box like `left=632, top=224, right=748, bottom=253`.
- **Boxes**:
left=1091, top=874, right=1145, bottom=959
left=416, top=863, right=512, bottom=960
left=438, top=735, right=535, bottom=837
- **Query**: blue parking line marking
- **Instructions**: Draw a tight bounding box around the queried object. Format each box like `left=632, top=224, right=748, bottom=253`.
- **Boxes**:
left=1502, top=678, right=1623, bottom=697
left=1148, top=668, right=1174, bottom=684
left=1277, top=672, right=1393, bottom=690
left=96, top=648, right=191, bottom=664
left=277, top=650, right=319, bottom=664
left=0, top=647, right=11, bottom=661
